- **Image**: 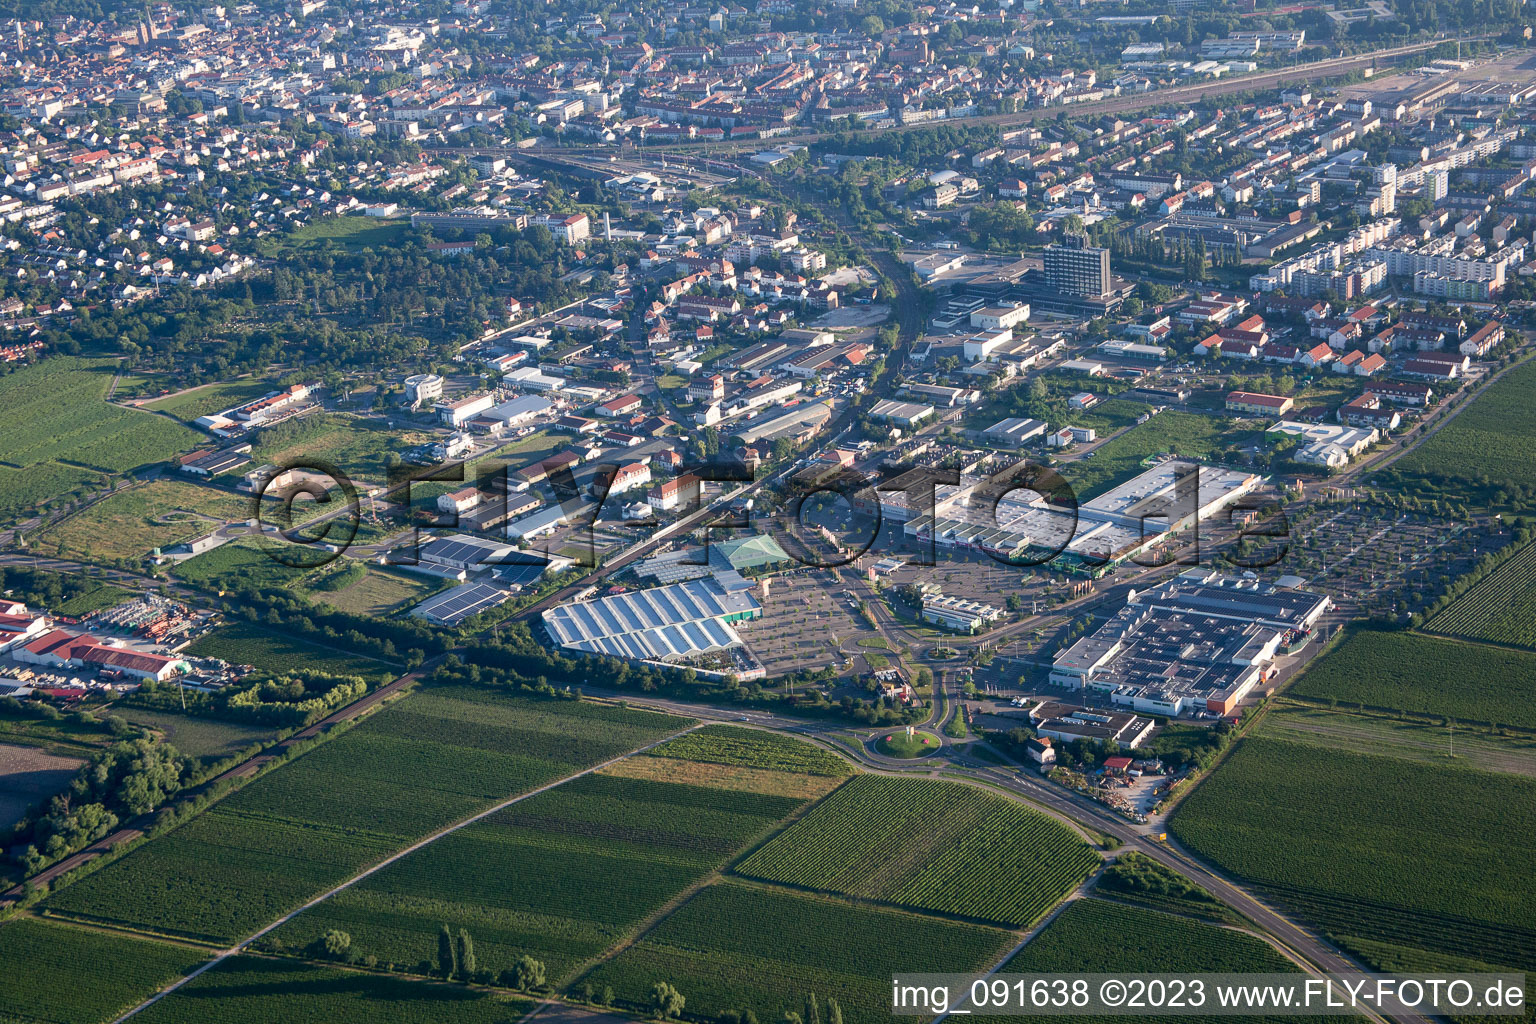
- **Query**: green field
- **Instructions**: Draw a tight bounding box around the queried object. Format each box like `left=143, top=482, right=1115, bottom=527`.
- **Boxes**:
left=41, top=480, right=254, bottom=563
left=876, top=730, right=939, bottom=757
left=1286, top=628, right=1536, bottom=730
left=55, top=582, right=136, bottom=616
left=1426, top=540, right=1536, bottom=649
left=174, top=539, right=320, bottom=594
left=309, top=566, right=435, bottom=616
left=44, top=687, right=693, bottom=943
left=266, top=771, right=808, bottom=982
left=145, top=378, right=280, bottom=422
left=736, top=775, right=1099, bottom=927
left=258, top=216, right=410, bottom=255
left=992, top=899, right=1312, bottom=1024
left=183, top=621, right=396, bottom=680
left=133, top=955, right=532, bottom=1024
left=1262, top=704, right=1536, bottom=778
left=648, top=726, right=854, bottom=776
left=0, top=461, right=109, bottom=524
left=252, top=414, right=432, bottom=487
left=1054, top=411, right=1230, bottom=500
left=1379, top=358, right=1536, bottom=509
left=0, top=917, right=203, bottom=1024
left=118, top=707, right=280, bottom=764
left=0, top=356, right=201, bottom=474
left=579, top=881, right=1014, bottom=1024
left=1171, top=734, right=1536, bottom=970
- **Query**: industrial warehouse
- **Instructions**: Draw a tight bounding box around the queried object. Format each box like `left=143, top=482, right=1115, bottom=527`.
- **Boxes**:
left=1050, top=570, right=1332, bottom=716
left=542, top=576, right=765, bottom=668
left=876, top=460, right=1262, bottom=569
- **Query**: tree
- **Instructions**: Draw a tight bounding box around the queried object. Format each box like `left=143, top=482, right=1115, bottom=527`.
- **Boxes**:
left=828, top=999, right=843, bottom=1024
left=512, top=955, right=546, bottom=991
left=806, top=992, right=822, bottom=1024
left=651, top=982, right=686, bottom=1019
left=437, top=924, right=458, bottom=979
left=456, top=928, right=476, bottom=979
left=321, top=929, right=351, bottom=959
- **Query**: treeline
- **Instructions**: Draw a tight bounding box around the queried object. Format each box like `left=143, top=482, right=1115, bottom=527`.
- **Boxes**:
left=126, top=671, right=369, bottom=729
left=0, top=566, right=110, bottom=613
left=217, top=586, right=450, bottom=669
left=1411, top=523, right=1534, bottom=628
left=2, top=701, right=188, bottom=876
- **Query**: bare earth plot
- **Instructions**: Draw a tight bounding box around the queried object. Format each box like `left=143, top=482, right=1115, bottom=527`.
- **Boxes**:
left=0, top=741, right=82, bottom=830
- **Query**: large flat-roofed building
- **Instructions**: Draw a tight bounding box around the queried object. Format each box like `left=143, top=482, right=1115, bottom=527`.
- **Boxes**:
left=1044, top=236, right=1111, bottom=298
left=1266, top=420, right=1379, bottom=468
left=1050, top=569, right=1331, bottom=716
left=970, top=305, right=1031, bottom=332
left=981, top=417, right=1047, bottom=444
left=1035, top=708, right=1154, bottom=749
left=542, top=578, right=762, bottom=663
left=869, top=399, right=935, bottom=428
left=882, top=460, right=1260, bottom=570
left=437, top=392, right=495, bottom=427
left=922, top=594, right=1004, bottom=632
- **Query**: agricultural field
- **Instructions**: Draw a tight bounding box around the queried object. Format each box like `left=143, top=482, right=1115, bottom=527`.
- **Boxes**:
left=133, top=955, right=532, bottom=1024
left=0, top=917, right=203, bottom=1024
left=991, top=899, right=1313, bottom=1024
left=1171, top=734, right=1536, bottom=971
left=43, top=687, right=692, bottom=943
left=736, top=775, right=1099, bottom=927
left=578, top=881, right=1014, bottom=1024
left=1380, top=358, right=1536, bottom=509
left=183, top=621, right=396, bottom=681
left=145, top=378, right=280, bottom=423
left=307, top=565, right=436, bottom=616
left=1262, top=704, right=1536, bottom=778
left=0, top=356, right=202, bottom=474
left=1286, top=628, right=1536, bottom=730
left=118, top=708, right=281, bottom=766
left=41, top=480, right=254, bottom=563
left=1426, top=540, right=1536, bottom=649
left=0, top=461, right=110, bottom=524
left=1054, top=411, right=1229, bottom=501
left=0, top=741, right=82, bottom=830
left=54, top=582, right=136, bottom=616
left=174, top=539, right=319, bottom=594
left=647, top=725, right=854, bottom=776
left=266, top=771, right=809, bottom=982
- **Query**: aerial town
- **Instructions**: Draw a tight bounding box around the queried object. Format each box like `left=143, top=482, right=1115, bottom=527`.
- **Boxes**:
left=0, top=0, right=1532, bottom=1022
